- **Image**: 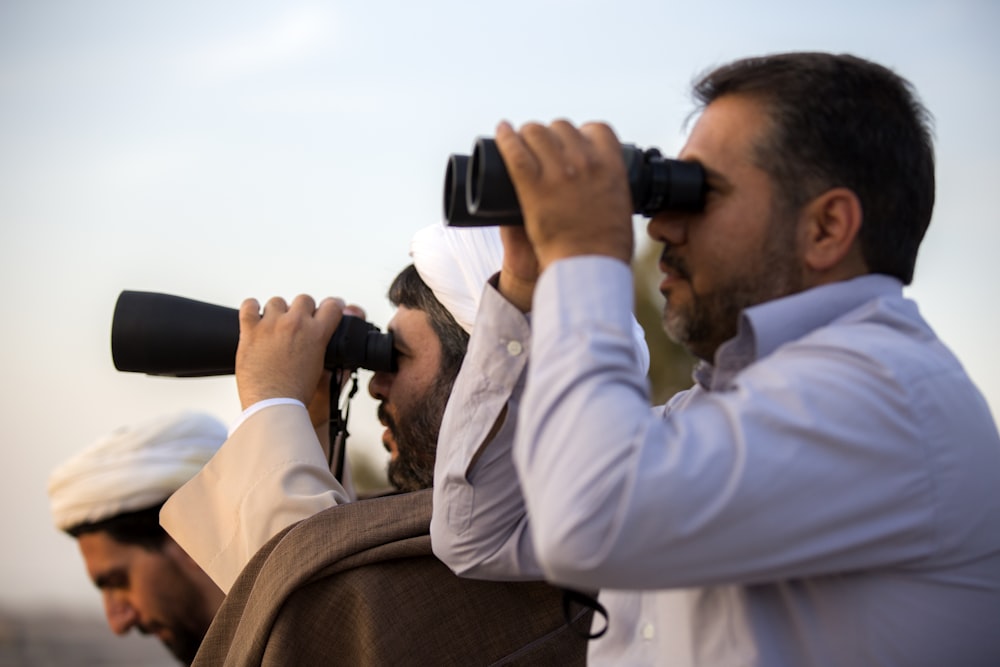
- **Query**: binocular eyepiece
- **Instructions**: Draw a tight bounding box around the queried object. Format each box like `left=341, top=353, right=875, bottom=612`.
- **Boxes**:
left=111, top=290, right=396, bottom=377
left=444, top=137, right=706, bottom=227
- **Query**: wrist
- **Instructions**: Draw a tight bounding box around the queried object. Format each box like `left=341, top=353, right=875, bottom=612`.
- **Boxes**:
left=537, top=238, right=632, bottom=272
left=497, top=270, right=535, bottom=313
left=238, top=383, right=306, bottom=410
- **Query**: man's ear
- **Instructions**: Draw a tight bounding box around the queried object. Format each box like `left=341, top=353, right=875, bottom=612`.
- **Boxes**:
left=799, top=187, right=864, bottom=274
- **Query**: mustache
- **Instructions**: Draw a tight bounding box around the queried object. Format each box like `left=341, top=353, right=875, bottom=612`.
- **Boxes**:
left=377, top=402, right=396, bottom=433
left=659, top=247, right=690, bottom=280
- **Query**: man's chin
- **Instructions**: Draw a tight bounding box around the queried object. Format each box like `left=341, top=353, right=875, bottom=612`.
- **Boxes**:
left=662, top=308, right=689, bottom=345
left=387, top=459, right=428, bottom=493
left=386, top=460, right=404, bottom=491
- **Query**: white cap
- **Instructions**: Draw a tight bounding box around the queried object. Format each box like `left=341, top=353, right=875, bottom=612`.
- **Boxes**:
left=48, top=411, right=226, bottom=531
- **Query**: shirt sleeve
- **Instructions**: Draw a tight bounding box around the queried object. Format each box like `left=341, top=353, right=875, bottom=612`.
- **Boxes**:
left=161, top=402, right=353, bottom=592
left=515, top=256, right=939, bottom=591
left=431, top=281, right=545, bottom=580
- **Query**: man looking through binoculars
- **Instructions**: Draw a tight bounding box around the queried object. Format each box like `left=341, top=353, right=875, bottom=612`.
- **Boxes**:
left=160, top=224, right=497, bottom=591
left=156, top=224, right=591, bottom=665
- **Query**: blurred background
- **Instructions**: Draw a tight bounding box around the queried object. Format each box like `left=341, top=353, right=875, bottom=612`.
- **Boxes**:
left=2, top=0, right=997, bottom=662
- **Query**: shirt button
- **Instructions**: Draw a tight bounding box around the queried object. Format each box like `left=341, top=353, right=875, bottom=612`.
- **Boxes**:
left=641, top=623, right=655, bottom=640
left=506, top=340, right=523, bottom=356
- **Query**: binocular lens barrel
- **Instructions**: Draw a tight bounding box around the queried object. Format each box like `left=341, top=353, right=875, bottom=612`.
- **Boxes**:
left=444, top=152, right=524, bottom=227
left=111, top=290, right=396, bottom=377
left=444, top=137, right=705, bottom=227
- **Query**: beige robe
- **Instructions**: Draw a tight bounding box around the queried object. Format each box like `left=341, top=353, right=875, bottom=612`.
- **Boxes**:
left=162, top=403, right=353, bottom=591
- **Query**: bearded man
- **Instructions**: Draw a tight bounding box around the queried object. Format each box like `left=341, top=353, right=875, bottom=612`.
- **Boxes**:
left=159, top=224, right=592, bottom=665
left=48, top=411, right=227, bottom=665
left=430, top=52, right=1000, bottom=666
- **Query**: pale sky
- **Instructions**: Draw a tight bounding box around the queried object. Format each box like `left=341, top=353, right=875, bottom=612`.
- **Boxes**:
left=1, top=0, right=997, bottom=613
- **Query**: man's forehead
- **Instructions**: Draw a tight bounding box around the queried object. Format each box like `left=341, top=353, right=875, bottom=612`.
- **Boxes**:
left=77, top=531, right=131, bottom=577
left=680, top=95, right=770, bottom=169
left=386, top=305, right=434, bottom=347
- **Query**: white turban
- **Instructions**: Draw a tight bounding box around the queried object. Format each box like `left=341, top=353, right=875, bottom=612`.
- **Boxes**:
left=410, top=223, right=504, bottom=335
left=409, top=223, right=650, bottom=375
left=48, top=411, right=226, bottom=531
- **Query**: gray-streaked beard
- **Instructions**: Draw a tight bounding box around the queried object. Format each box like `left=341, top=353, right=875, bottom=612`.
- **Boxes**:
left=660, top=216, right=803, bottom=362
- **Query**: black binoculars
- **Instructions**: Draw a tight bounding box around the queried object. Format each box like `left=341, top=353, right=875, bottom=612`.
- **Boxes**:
left=444, top=137, right=705, bottom=226
left=111, top=290, right=396, bottom=377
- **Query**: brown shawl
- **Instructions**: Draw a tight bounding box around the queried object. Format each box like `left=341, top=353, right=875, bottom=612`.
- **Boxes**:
left=192, top=489, right=590, bottom=666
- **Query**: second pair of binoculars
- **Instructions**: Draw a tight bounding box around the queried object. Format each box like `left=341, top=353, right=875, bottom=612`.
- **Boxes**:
left=444, top=137, right=706, bottom=227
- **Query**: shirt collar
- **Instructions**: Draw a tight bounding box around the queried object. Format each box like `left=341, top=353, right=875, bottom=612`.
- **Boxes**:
left=695, top=274, right=904, bottom=390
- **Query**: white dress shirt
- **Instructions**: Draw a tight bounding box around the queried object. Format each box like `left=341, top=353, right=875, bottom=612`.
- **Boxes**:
left=432, top=257, right=1000, bottom=666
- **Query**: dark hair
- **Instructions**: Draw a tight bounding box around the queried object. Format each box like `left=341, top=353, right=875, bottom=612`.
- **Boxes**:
left=388, top=264, right=470, bottom=380
left=65, top=503, right=169, bottom=551
left=693, top=52, right=935, bottom=284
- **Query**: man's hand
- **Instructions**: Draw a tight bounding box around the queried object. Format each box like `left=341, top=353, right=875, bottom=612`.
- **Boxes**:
left=303, top=305, right=367, bottom=429
left=235, top=295, right=346, bottom=409
left=495, top=119, right=634, bottom=272
left=498, top=226, right=539, bottom=313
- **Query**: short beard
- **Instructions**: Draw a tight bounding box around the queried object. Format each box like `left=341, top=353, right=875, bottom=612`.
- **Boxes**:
left=383, top=374, right=454, bottom=492
left=154, top=580, right=214, bottom=665
left=166, top=631, right=202, bottom=666
left=662, top=214, right=803, bottom=362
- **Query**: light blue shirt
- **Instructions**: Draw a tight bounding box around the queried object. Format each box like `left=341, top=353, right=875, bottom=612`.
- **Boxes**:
left=432, top=256, right=1000, bottom=666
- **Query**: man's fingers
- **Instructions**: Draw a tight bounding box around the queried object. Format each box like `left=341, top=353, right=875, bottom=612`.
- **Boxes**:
left=239, top=298, right=262, bottom=329
left=343, top=303, right=366, bottom=320
left=579, top=121, right=620, bottom=147
left=289, top=293, right=318, bottom=314
left=547, top=119, right=590, bottom=177
left=495, top=120, right=541, bottom=185
left=240, top=295, right=348, bottom=341
left=520, top=121, right=569, bottom=170
left=579, top=122, right=624, bottom=170
left=499, top=120, right=618, bottom=193
left=240, top=298, right=261, bottom=315
left=315, top=297, right=347, bottom=336
left=263, top=296, right=289, bottom=318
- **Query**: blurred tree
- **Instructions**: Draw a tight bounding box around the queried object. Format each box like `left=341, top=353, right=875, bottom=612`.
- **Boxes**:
left=632, top=238, right=696, bottom=404
left=350, top=453, right=391, bottom=497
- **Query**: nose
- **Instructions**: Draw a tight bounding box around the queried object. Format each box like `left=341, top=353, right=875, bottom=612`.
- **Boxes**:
left=104, top=592, right=139, bottom=635
left=368, top=370, right=392, bottom=401
left=646, top=211, right=688, bottom=246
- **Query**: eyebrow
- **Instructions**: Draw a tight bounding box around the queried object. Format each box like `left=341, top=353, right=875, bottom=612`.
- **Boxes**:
left=93, top=569, right=126, bottom=590
left=680, top=152, right=727, bottom=189
left=701, top=164, right=730, bottom=190
left=388, top=324, right=410, bottom=355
